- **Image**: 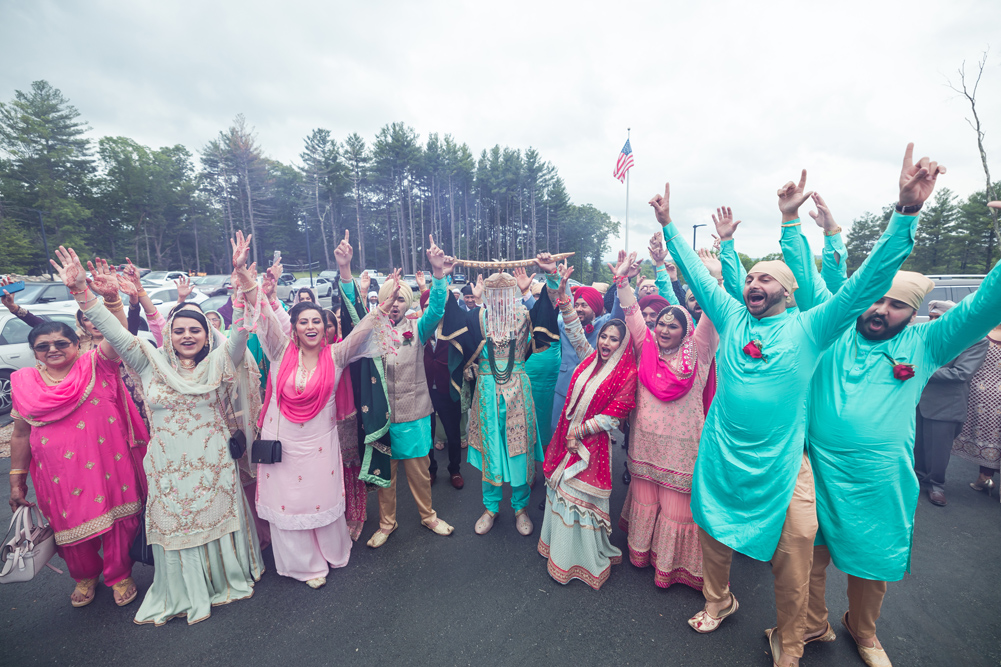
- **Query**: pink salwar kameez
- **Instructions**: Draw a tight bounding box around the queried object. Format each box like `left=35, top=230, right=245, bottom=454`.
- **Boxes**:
left=11, top=349, right=149, bottom=587
left=255, top=300, right=392, bottom=582
left=617, top=300, right=718, bottom=590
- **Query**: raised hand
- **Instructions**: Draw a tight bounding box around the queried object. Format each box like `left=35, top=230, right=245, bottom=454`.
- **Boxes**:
left=711, top=206, right=742, bottom=241
left=471, top=274, right=484, bottom=300
left=441, top=254, right=457, bottom=277
left=648, top=232, right=668, bottom=266
left=513, top=266, right=535, bottom=294
left=613, top=250, right=638, bottom=278
left=379, top=269, right=403, bottom=313
left=898, top=143, right=945, bottom=208
left=51, top=246, right=87, bottom=291
left=664, top=258, right=679, bottom=282
left=334, top=230, right=353, bottom=269
left=808, top=193, right=838, bottom=233
left=697, top=248, right=723, bottom=281
left=359, top=270, right=371, bottom=296
left=534, top=252, right=557, bottom=274
left=231, top=230, right=252, bottom=269
left=649, top=183, right=671, bottom=226
left=415, top=270, right=427, bottom=292
left=557, top=265, right=575, bottom=303
left=175, top=275, right=194, bottom=302
left=86, top=258, right=121, bottom=299
left=777, top=170, right=813, bottom=221
left=426, top=235, right=446, bottom=278
left=1, top=276, right=20, bottom=313
left=261, top=269, right=277, bottom=300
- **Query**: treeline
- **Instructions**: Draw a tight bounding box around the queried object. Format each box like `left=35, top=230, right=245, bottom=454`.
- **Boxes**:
left=844, top=187, right=1000, bottom=275
left=0, top=81, right=618, bottom=283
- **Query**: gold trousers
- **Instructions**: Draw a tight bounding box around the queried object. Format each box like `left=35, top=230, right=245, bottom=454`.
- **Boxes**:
left=377, top=455, right=437, bottom=531
left=700, top=452, right=818, bottom=659
left=809, top=545, right=887, bottom=640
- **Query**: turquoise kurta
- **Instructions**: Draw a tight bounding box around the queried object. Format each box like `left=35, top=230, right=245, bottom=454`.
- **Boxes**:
left=661, top=211, right=918, bottom=561
left=524, top=342, right=561, bottom=447
left=783, top=224, right=1001, bottom=581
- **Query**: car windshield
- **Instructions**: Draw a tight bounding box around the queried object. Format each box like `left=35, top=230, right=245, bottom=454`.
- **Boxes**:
left=293, top=278, right=316, bottom=286
left=144, top=271, right=168, bottom=281
left=18, top=284, right=48, bottom=302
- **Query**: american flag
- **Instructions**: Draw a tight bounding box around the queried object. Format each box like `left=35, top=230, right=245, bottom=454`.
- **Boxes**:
left=613, top=139, right=634, bottom=183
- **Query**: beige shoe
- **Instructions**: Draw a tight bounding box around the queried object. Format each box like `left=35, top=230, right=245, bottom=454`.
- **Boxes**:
left=842, top=612, right=892, bottom=667
left=515, top=509, right=534, bottom=536
left=422, top=517, right=454, bottom=536
left=306, top=577, right=326, bottom=589
left=474, top=510, right=495, bottom=535
left=366, top=523, right=397, bottom=548
left=687, top=594, right=738, bottom=633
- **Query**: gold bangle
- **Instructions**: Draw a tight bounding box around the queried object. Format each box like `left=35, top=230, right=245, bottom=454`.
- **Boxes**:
left=240, top=284, right=258, bottom=294
left=137, top=290, right=148, bottom=299
left=781, top=222, right=802, bottom=227
left=823, top=226, right=842, bottom=236
left=106, top=301, right=124, bottom=314
left=9, top=469, right=29, bottom=475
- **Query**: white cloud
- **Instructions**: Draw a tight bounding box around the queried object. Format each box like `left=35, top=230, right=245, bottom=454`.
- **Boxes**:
left=2, top=0, right=999, bottom=259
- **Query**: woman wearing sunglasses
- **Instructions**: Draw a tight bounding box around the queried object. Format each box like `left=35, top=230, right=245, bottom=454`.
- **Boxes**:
left=8, top=298, right=150, bottom=609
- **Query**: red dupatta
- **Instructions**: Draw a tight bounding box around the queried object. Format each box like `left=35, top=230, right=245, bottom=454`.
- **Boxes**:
left=545, top=325, right=637, bottom=496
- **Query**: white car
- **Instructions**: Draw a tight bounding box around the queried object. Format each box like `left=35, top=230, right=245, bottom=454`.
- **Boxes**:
left=0, top=308, right=157, bottom=414
left=140, top=270, right=189, bottom=288
left=144, top=285, right=210, bottom=319
left=287, top=277, right=333, bottom=302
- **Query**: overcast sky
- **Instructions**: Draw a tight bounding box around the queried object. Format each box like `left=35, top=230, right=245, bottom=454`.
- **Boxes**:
left=3, top=0, right=1000, bottom=259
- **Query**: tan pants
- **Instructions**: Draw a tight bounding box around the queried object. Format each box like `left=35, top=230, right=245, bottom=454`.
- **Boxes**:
left=377, top=455, right=437, bottom=531
left=700, top=452, right=818, bottom=659
left=808, top=545, right=887, bottom=640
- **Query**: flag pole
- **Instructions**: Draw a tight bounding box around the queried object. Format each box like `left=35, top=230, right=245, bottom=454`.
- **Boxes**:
left=625, top=128, right=630, bottom=255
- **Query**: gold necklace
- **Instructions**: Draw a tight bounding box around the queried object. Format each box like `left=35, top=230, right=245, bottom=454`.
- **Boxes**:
left=41, top=366, right=66, bottom=385
left=179, top=359, right=197, bottom=370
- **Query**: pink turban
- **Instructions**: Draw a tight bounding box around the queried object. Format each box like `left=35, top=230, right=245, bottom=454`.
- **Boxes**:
left=572, top=285, right=605, bottom=316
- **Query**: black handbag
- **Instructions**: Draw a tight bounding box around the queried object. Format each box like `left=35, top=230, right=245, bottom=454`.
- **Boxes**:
left=251, top=438, right=282, bottom=464
left=127, top=447, right=155, bottom=566
left=229, top=429, right=247, bottom=460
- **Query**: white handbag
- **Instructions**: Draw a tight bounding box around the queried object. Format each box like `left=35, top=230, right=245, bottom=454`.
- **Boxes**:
left=0, top=505, right=59, bottom=584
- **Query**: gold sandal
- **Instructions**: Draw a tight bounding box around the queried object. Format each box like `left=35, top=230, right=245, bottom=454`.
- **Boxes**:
left=687, top=593, right=738, bottom=633
left=366, top=523, right=397, bottom=549
left=112, top=577, right=138, bottom=607
left=422, top=517, right=454, bottom=536
left=71, top=577, right=98, bottom=608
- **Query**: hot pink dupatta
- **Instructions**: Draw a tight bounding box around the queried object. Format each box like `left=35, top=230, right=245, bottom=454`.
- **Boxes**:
left=636, top=306, right=698, bottom=403
left=257, top=339, right=336, bottom=427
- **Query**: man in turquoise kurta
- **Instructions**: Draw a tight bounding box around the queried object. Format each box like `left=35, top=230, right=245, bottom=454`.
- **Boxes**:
left=652, top=147, right=942, bottom=666
left=781, top=201, right=1001, bottom=666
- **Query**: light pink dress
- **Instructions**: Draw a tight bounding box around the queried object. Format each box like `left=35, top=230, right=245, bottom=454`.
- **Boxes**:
left=618, top=303, right=718, bottom=589
left=254, top=301, right=391, bottom=581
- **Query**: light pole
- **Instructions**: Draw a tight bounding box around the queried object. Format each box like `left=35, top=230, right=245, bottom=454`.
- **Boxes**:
left=692, top=223, right=706, bottom=250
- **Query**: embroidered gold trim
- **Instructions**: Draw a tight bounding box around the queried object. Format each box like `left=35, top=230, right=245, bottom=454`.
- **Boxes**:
left=55, top=501, right=141, bottom=545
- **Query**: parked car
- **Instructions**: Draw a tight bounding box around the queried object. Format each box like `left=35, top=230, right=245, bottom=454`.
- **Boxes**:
left=140, top=270, right=189, bottom=288
left=914, top=275, right=984, bottom=322
left=287, top=277, right=334, bottom=302
left=452, top=272, right=467, bottom=284
left=192, top=274, right=232, bottom=297
left=402, top=274, right=420, bottom=292
left=279, top=272, right=296, bottom=284
left=144, top=285, right=210, bottom=319
left=0, top=308, right=156, bottom=414
left=6, top=282, right=74, bottom=306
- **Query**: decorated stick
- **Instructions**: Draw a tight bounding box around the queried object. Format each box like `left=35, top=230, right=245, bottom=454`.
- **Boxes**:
left=453, top=252, right=575, bottom=270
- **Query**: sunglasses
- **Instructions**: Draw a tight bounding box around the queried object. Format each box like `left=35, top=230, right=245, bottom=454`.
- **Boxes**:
left=32, top=340, right=73, bottom=352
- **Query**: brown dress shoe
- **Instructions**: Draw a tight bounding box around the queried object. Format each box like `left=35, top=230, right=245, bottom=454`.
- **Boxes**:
left=928, top=487, right=946, bottom=506
left=450, top=473, right=464, bottom=489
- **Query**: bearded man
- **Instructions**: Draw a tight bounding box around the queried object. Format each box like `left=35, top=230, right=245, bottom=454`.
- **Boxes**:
left=653, top=144, right=943, bottom=667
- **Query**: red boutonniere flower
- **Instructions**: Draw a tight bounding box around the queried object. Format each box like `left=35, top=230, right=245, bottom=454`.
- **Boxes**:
left=402, top=330, right=414, bottom=345
left=881, top=352, right=914, bottom=381
left=584, top=324, right=594, bottom=335
left=742, top=339, right=767, bottom=362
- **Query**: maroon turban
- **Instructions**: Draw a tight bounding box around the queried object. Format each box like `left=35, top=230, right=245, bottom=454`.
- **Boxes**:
left=419, top=289, right=430, bottom=310
left=638, top=294, right=671, bottom=313
left=572, top=285, right=605, bottom=316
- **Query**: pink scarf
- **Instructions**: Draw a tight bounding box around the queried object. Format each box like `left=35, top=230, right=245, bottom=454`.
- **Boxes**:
left=637, top=306, right=698, bottom=402
left=257, top=340, right=336, bottom=427
left=13, top=350, right=149, bottom=446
